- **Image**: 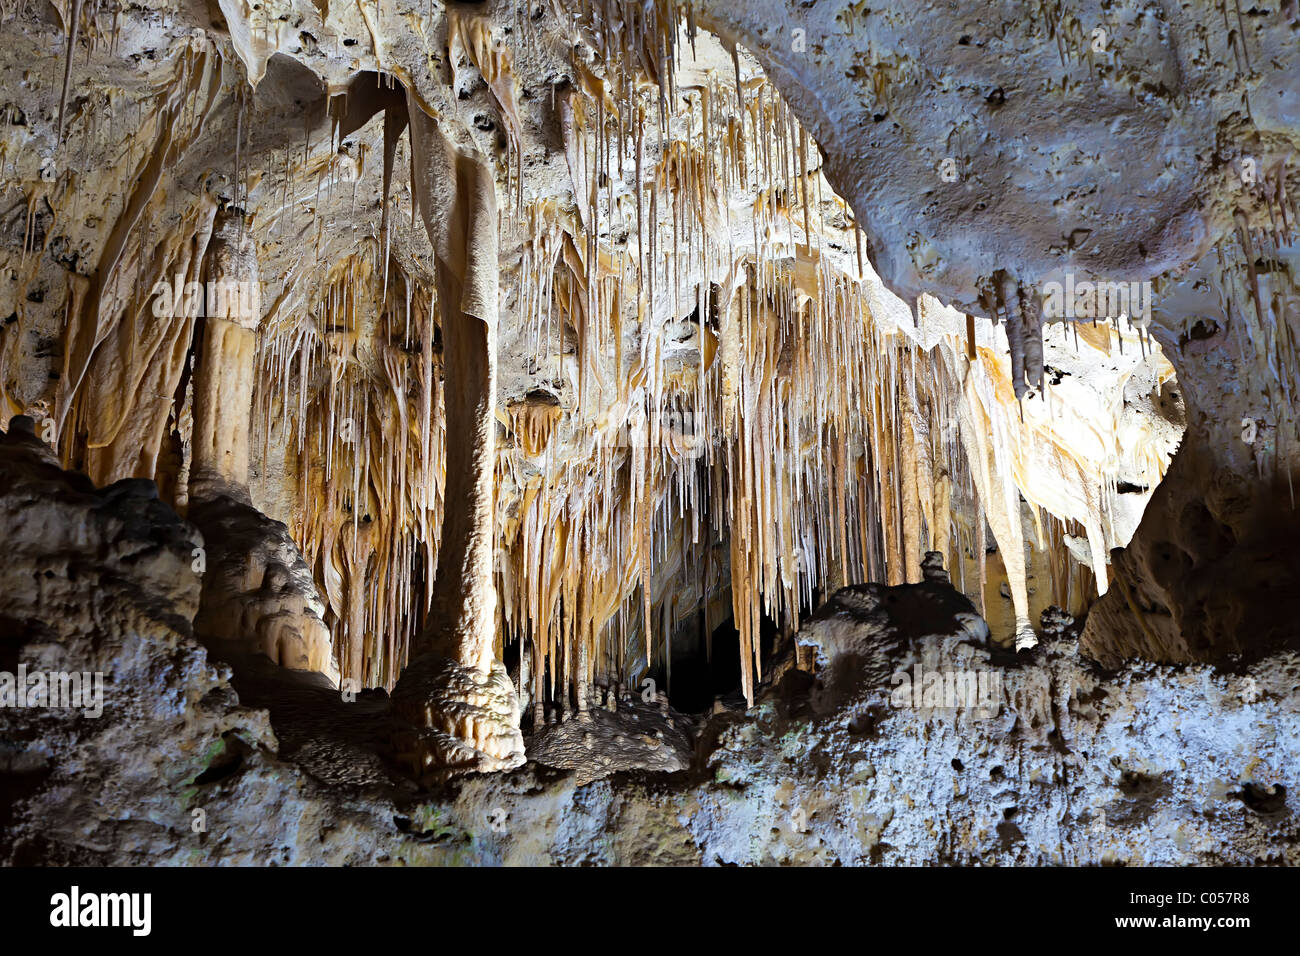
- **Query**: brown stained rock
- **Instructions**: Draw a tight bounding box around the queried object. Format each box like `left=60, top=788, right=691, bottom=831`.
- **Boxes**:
left=527, top=693, right=693, bottom=787
left=390, top=653, right=526, bottom=784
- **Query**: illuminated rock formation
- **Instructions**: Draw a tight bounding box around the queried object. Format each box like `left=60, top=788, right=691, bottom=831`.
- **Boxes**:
left=0, top=0, right=1295, bottom=813
left=186, top=211, right=338, bottom=682
left=683, top=0, right=1299, bottom=667
left=189, top=494, right=338, bottom=680
left=190, top=210, right=262, bottom=502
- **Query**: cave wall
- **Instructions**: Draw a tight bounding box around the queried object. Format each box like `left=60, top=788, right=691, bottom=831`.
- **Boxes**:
left=1, top=428, right=1293, bottom=864
left=0, top=0, right=1202, bottom=705
left=686, top=0, right=1300, bottom=666
left=0, top=0, right=1294, bottom=800
left=0, top=0, right=1296, bottom=862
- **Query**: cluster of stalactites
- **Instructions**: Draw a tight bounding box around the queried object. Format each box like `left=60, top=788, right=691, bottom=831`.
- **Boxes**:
left=491, top=22, right=891, bottom=708
left=499, top=198, right=1009, bottom=712
left=487, top=12, right=1137, bottom=710
left=254, top=244, right=444, bottom=688
left=1227, top=171, right=1300, bottom=479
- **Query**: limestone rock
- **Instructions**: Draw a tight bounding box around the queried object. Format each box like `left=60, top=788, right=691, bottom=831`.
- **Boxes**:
left=390, top=653, right=527, bottom=785
left=795, top=558, right=990, bottom=710
left=527, top=695, right=692, bottom=787
left=188, top=494, right=338, bottom=683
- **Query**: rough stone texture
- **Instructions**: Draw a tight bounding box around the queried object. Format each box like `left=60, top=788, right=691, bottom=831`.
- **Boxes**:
left=0, top=421, right=280, bottom=864
left=527, top=693, right=694, bottom=787
left=692, top=0, right=1299, bottom=315
left=685, top=624, right=1298, bottom=865
left=794, top=552, right=991, bottom=704
left=188, top=494, right=339, bottom=682
left=1082, top=271, right=1300, bottom=666
left=2, top=447, right=1293, bottom=864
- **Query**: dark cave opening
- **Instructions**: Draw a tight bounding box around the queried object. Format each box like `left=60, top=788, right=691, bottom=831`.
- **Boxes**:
left=658, top=604, right=803, bottom=714
left=660, top=613, right=743, bottom=714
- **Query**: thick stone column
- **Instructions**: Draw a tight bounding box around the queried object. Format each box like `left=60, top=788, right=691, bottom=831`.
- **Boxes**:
left=189, top=216, right=260, bottom=502
left=389, top=91, right=525, bottom=781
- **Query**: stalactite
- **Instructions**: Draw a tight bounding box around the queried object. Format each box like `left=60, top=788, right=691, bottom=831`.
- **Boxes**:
left=256, top=245, right=443, bottom=689
left=56, top=36, right=223, bottom=467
